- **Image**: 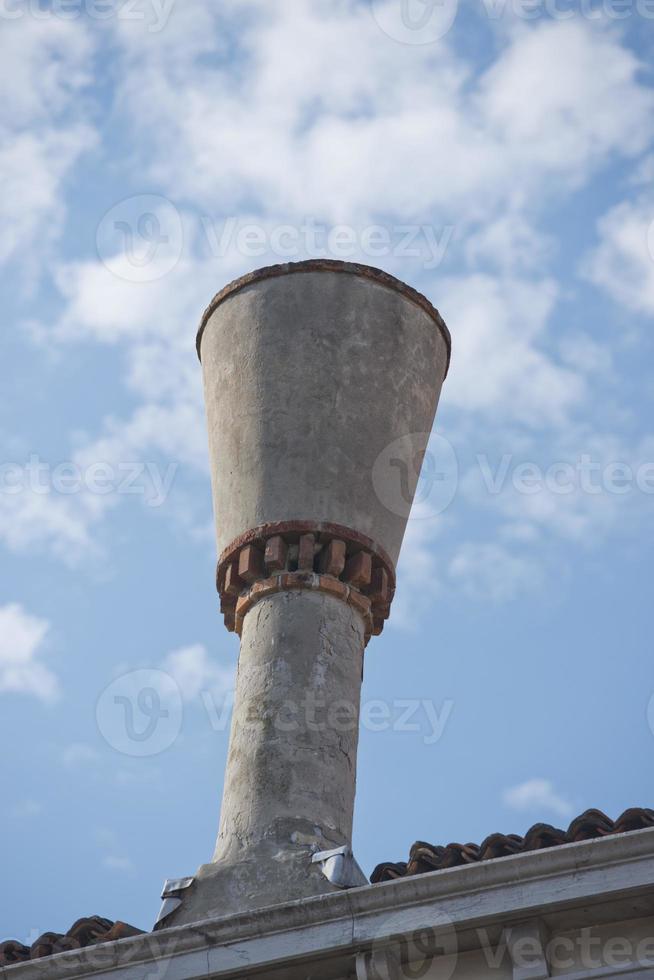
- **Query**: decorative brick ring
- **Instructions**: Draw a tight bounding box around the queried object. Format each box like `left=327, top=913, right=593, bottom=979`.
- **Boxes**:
left=216, top=521, right=396, bottom=643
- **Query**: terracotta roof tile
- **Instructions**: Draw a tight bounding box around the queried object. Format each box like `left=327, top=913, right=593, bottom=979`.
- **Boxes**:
left=371, top=807, right=654, bottom=884
left=0, top=917, right=144, bottom=966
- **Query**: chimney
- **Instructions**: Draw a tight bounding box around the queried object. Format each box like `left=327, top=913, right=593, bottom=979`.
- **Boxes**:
left=165, top=259, right=450, bottom=925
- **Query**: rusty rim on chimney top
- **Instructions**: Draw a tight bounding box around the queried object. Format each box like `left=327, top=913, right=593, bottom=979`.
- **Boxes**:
left=195, top=259, right=452, bottom=376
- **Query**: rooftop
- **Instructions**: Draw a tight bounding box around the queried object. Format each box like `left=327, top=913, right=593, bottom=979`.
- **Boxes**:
left=2, top=827, right=654, bottom=980
left=0, top=918, right=143, bottom=967
left=370, top=806, right=654, bottom=882
left=4, top=807, right=652, bottom=967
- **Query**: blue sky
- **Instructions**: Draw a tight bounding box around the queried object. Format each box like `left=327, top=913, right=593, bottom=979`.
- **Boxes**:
left=1, top=0, right=653, bottom=941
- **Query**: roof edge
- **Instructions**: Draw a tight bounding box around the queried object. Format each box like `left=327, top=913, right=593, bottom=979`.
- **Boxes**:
left=4, top=829, right=654, bottom=980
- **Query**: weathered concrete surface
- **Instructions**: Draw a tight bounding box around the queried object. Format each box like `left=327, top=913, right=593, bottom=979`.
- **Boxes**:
left=217, top=590, right=364, bottom=858
left=199, top=265, right=449, bottom=566
left=168, top=590, right=365, bottom=924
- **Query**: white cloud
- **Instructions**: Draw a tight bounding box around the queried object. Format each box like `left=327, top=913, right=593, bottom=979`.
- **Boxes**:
left=0, top=18, right=91, bottom=126
left=503, top=778, right=574, bottom=820
left=0, top=18, right=95, bottom=273
left=0, top=480, right=95, bottom=564
left=439, top=275, right=584, bottom=427
left=102, top=855, right=134, bottom=873
left=0, top=603, right=58, bottom=703
left=96, top=827, right=134, bottom=873
left=0, top=390, right=206, bottom=563
left=0, top=127, right=95, bottom=268
left=114, top=765, right=162, bottom=786
left=464, top=214, right=553, bottom=274
left=583, top=195, right=654, bottom=315
left=630, top=153, right=654, bottom=187
left=162, top=643, right=234, bottom=704
left=478, top=21, right=652, bottom=182
left=392, top=519, right=446, bottom=629
left=559, top=332, right=613, bottom=377
left=448, top=541, right=542, bottom=601
left=109, top=11, right=653, bottom=224
left=74, top=401, right=207, bottom=477
left=62, top=742, right=100, bottom=767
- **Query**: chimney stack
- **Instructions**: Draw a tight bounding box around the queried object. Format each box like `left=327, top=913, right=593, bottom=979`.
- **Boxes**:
left=167, top=260, right=450, bottom=924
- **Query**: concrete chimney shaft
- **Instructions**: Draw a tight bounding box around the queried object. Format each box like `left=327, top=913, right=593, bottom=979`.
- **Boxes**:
left=170, top=261, right=450, bottom=924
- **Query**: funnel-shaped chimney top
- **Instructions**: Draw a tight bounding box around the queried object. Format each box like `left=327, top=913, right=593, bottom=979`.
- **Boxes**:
left=168, top=260, right=450, bottom=924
